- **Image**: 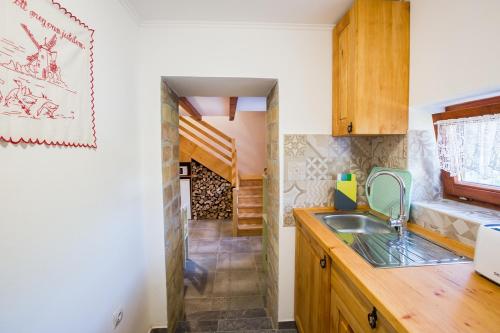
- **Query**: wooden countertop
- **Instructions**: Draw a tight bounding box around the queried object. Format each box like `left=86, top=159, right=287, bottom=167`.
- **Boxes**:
left=293, top=207, right=500, bottom=333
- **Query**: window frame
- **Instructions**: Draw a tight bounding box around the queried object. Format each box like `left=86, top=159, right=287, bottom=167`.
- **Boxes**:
left=432, top=96, right=500, bottom=207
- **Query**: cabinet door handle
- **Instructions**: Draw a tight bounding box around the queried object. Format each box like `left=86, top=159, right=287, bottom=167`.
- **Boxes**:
left=347, top=122, right=353, bottom=134
left=320, top=256, right=327, bottom=269
left=368, top=307, right=378, bottom=329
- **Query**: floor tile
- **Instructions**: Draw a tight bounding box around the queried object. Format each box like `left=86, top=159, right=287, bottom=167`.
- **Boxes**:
left=189, top=239, right=220, bottom=254
left=176, top=319, right=218, bottom=332
left=218, top=317, right=272, bottom=331
left=228, top=296, right=265, bottom=310
left=189, top=227, right=220, bottom=240
left=223, top=308, right=267, bottom=319
left=182, top=219, right=268, bottom=330
left=184, top=272, right=214, bottom=298
left=184, top=298, right=212, bottom=314
left=217, top=252, right=256, bottom=271
left=186, top=254, right=218, bottom=273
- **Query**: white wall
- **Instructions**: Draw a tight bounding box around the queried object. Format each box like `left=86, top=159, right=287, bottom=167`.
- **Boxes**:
left=409, top=0, right=500, bottom=130
left=204, top=112, right=267, bottom=176
left=137, top=22, right=332, bottom=324
left=0, top=1, right=149, bottom=333
left=139, top=0, right=500, bottom=325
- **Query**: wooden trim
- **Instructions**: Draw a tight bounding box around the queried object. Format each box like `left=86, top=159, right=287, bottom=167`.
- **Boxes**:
left=180, top=117, right=232, bottom=152
left=181, top=115, right=233, bottom=143
left=229, top=97, right=238, bottom=121
left=180, top=126, right=232, bottom=162
left=198, top=119, right=233, bottom=142
left=445, top=95, right=500, bottom=112
left=179, top=97, right=202, bottom=121
left=231, top=138, right=239, bottom=187
left=432, top=95, right=500, bottom=207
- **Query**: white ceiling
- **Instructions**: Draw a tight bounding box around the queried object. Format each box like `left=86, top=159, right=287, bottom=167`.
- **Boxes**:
left=121, top=0, right=353, bottom=25
left=165, top=77, right=277, bottom=97
left=186, top=97, right=229, bottom=116
left=181, top=97, right=267, bottom=117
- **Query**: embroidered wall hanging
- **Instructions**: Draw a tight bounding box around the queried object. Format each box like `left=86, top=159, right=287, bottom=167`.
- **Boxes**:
left=0, top=0, right=95, bottom=148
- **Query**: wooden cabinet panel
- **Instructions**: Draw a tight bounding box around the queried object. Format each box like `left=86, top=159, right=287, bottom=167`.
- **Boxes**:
left=338, top=311, right=354, bottom=333
left=295, top=225, right=330, bottom=333
left=333, top=9, right=355, bottom=136
left=333, top=0, right=409, bottom=136
left=331, top=260, right=397, bottom=333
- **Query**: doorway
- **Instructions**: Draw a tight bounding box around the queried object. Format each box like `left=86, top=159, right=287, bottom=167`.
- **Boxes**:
left=160, top=77, right=280, bottom=332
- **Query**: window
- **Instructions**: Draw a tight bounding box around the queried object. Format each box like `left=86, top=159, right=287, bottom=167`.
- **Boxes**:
left=432, top=96, right=500, bottom=207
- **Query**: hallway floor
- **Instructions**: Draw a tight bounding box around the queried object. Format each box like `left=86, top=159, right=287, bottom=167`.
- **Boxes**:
left=177, top=219, right=296, bottom=332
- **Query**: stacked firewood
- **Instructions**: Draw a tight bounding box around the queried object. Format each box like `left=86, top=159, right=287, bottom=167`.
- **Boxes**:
left=191, top=160, right=233, bottom=220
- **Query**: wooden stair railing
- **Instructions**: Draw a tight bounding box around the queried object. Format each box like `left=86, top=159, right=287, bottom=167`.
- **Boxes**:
left=179, top=116, right=238, bottom=187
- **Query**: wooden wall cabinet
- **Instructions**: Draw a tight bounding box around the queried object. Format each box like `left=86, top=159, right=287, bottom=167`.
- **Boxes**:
left=333, top=0, right=410, bottom=136
left=295, top=224, right=331, bottom=333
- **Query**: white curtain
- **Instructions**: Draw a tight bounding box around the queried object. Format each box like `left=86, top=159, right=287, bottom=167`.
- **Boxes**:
left=435, top=114, right=500, bottom=187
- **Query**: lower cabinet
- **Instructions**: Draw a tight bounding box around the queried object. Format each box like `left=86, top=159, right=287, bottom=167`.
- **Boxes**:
left=330, top=261, right=397, bottom=333
left=295, top=222, right=397, bottom=333
left=295, top=224, right=331, bottom=333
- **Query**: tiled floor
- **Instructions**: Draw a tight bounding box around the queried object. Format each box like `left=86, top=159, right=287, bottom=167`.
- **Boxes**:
left=184, top=219, right=265, bottom=314
left=178, top=219, right=297, bottom=332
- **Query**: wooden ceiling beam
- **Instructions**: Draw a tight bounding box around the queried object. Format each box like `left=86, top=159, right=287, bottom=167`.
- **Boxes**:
left=229, top=97, right=238, bottom=121
left=179, top=97, right=202, bottom=121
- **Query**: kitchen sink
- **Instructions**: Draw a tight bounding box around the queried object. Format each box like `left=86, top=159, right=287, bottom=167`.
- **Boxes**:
left=315, top=211, right=472, bottom=268
left=316, top=212, right=393, bottom=234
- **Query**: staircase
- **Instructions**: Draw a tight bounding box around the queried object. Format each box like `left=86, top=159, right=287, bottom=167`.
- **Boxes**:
left=179, top=116, right=263, bottom=237
left=233, top=176, right=263, bottom=237
left=179, top=116, right=238, bottom=186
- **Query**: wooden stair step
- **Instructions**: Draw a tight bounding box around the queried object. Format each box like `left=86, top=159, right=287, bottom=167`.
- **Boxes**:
left=238, top=193, right=263, bottom=198
left=239, top=186, right=263, bottom=190
left=237, top=224, right=263, bottom=231
left=239, top=176, right=263, bottom=187
left=237, top=223, right=263, bottom=236
left=238, top=203, right=263, bottom=208
left=238, top=212, right=263, bottom=219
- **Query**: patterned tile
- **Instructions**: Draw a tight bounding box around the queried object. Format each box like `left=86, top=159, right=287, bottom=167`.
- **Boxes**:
left=410, top=199, right=500, bottom=246
left=284, top=135, right=308, bottom=158
left=372, top=135, right=408, bottom=169
left=305, top=135, right=330, bottom=158
left=407, top=130, right=442, bottom=201
left=285, top=160, right=306, bottom=181
left=283, top=134, right=409, bottom=226
left=304, top=180, right=335, bottom=206
left=306, top=157, right=331, bottom=180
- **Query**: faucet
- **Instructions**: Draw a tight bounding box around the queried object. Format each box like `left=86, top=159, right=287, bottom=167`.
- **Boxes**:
left=366, top=170, right=407, bottom=237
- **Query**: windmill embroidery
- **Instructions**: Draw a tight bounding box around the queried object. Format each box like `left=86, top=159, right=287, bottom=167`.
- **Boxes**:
left=1, top=23, right=68, bottom=88
left=0, top=0, right=95, bottom=147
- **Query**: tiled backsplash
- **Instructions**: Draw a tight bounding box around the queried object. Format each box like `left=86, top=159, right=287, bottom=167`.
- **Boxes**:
left=411, top=199, right=500, bottom=246
left=284, top=134, right=407, bottom=226
left=285, top=130, right=498, bottom=247
left=407, top=130, right=442, bottom=202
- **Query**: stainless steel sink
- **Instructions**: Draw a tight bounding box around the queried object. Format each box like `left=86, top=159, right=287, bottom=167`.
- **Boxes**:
left=315, top=211, right=472, bottom=268
left=316, top=211, right=393, bottom=234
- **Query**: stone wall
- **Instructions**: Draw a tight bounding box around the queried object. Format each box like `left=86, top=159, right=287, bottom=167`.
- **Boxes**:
left=284, top=134, right=407, bottom=226
left=191, top=160, right=233, bottom=220
left=263, top=83, right=280, bottom=327
left=160, top=79, right=184, bottom=333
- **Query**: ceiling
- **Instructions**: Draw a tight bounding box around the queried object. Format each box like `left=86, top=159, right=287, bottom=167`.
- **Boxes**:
left=121, top=0, right=353, bottom=25
left=182, top=97, right=267, bottom=117
left=165, top=77, right=277, bottom=97
left=169, top=77, right=271, bottom=117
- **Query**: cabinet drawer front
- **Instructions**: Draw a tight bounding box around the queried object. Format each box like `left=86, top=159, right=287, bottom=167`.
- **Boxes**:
left=295, top=225, right=331, bottom=333
left=331, top=264, right=397, bottom=333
